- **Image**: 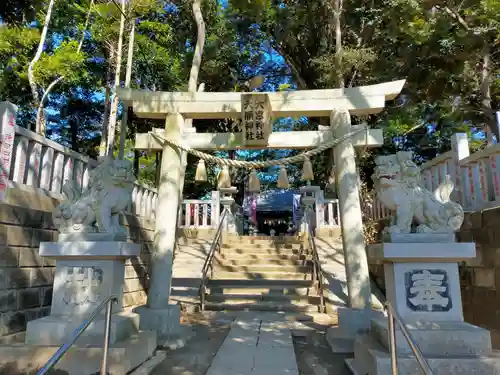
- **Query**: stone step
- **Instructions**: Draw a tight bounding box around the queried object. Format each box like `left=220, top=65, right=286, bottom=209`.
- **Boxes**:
left=206, top=293, right=322, bottom=305
left=204, top=301, right=322, bottom=313
left=223, top=236, right=302, bottom=246
left=210, top=286, right=314, bottom=296
left=222, top=243, right=302, bottom=250
left=215, top=253, right=311, bottom=263
left=219, top=247, right=306, bottom=256
left=171, top=287, right=200, bottom=296
left=212, top=264, right=311, bottom=273
left=172, top=277, right=202, bottom=287
left=352, top=333, right=500, bottom=375
left=207, top=278, right=315, bottom=288
left=214, top=257, right=311, bottom=267
left=212, top=270, right=312, bottom=280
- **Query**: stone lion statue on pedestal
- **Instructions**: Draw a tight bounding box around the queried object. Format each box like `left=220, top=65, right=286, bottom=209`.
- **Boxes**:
left=372, top=151, right=464, bottom=234
left=53, top=157, right=135, bottom=236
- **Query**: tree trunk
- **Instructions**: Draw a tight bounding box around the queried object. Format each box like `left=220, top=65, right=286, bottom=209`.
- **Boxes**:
left=481, top=44, right=497, bottom=142
left=334, top=0, right=344, bottom=89
left=106, top=0, right=126, bottom=157
left=118, top=19, right=136, bottom=159
left=326, top=0, right=344, bottom=191
left=36, top=0, right=94, bottom=136
left=29, top=0, right=56, bottom=133
left=178, top=0, right=206, bottom=201
left=188, top=0, right=205, bottom=93
left=99, top=62, right=113, bottom=156
left=70, top=117, right=78, bottom=152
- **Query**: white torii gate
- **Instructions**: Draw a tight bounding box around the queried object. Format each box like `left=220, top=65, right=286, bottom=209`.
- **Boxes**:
left=116, top=79, right=405, bottom=339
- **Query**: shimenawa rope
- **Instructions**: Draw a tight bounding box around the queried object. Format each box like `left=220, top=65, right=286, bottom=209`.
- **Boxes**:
left=149, top=125, right=368, bottom=170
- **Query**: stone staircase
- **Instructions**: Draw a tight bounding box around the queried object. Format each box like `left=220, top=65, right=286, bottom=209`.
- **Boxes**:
left=170, top=232, right=384, bottom=315
left=203, top=235, right=325, bottom=313
left=170, top=234, right=213, bottom=309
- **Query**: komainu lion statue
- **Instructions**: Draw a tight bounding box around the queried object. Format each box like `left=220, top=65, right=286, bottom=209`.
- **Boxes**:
left=372, top=151, right=464, bottom=234
left=53, top=157, right=135, bottom=235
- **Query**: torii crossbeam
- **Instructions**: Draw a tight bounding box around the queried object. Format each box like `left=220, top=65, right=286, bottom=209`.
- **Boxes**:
left=117, top=79, right=405, bottom=120
left=117, top=79, right=405, bottom=151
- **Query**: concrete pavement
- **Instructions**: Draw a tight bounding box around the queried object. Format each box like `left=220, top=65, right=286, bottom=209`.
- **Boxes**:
left=205, top=314, right=299, bottom=375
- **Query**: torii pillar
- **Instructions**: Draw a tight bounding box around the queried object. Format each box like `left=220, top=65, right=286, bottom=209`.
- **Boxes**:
left=135, top=113, right=184, bottom=342
left=332, top=109, right=372, bottom=322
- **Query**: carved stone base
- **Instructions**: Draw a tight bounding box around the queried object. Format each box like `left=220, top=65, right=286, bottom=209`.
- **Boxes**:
left=367, top=241, right=475, bottom=323
left=346, top=241, right=500, bottom=374
left=25, top=241, right=141, bottom=346
left=25, top=311, right=139, bottom=346
left=40, top=241, right=141, bottom=317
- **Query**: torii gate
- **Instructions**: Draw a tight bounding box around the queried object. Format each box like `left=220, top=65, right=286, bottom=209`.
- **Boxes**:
left=116, top=79, right=405, bottom=339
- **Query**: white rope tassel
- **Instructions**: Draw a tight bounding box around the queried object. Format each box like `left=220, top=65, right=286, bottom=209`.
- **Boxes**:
left=301, top=156, right=314, bottom=181
left=217, top=166, right=231, bottom=189
left=248, top=169, right=261, bottom=192
left=277, top=166, right=290, bottom=189
left=195, top=159, right=207, bottom=182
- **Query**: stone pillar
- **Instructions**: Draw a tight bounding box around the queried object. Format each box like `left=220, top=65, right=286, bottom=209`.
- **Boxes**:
left=136, top=113, right=184, bottom=340
left=219, top=187, right=238, bottom=233
left=331, top=109, right=371, bottom=327
left=0, top=102, right=17, bottom=202
left=211, top=190, right=221, bottom=227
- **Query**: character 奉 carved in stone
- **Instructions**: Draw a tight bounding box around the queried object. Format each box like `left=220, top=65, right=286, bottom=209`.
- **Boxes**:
left=53, top=157, right=135, bottom=236
left=372, top=151, right=464, bottom=234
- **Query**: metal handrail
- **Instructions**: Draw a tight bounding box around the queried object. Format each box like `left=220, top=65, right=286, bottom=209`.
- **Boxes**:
left=386, top=302, right=434, bottom=375
left=37, top=295, right=118, bottom=375
left=303, top=209, right=326, bottom=313
left=199, top=208, right=229, bottom=311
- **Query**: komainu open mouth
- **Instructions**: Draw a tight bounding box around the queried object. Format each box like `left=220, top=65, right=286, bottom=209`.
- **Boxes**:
left=379, top=174, right=395, bottom=179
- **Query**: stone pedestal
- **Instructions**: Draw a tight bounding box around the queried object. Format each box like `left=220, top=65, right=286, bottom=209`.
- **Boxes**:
left=220, top=187, right=238, bottom=234
left=25, top=241, right=141, bottom=346
left=346, top=237, right=500, bottom=375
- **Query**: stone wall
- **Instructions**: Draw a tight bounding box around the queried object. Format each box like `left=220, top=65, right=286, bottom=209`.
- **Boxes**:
left=365, top=209, right=500, bottom=347
left=0, top=203, right=153, bottom=338
left=456, top=208, right=500, bottom=347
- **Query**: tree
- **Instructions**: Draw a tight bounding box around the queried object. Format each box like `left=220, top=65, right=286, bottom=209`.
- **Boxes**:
left=28, top=0, right=56, bottom=134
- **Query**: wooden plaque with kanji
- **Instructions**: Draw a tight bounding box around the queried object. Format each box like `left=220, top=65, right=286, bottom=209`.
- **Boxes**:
left=241, top=93, right=272, bottom=147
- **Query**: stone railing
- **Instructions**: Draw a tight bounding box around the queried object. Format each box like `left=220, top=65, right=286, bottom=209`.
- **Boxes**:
left=178, top=191, right=220, bottom=229
left=1, top=120, right=157, bottom=219
left=365, top=132, right=500, bottom=221
left=364, top=193, right=391, bottom=222
left=178, top=199, right=213, bottom=228
left=409, top=133, right=500, bottom=212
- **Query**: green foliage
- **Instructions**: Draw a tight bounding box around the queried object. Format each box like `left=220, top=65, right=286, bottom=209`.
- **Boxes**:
left=1, top=0, right=499, bottom=198
left=33, top=40, right=87, bottom=85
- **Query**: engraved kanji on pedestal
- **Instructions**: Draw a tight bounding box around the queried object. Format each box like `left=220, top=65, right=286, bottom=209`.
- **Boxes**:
left=405, top=269, right=452, bottom=312
left=241, top=93, right=272, bottom=147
